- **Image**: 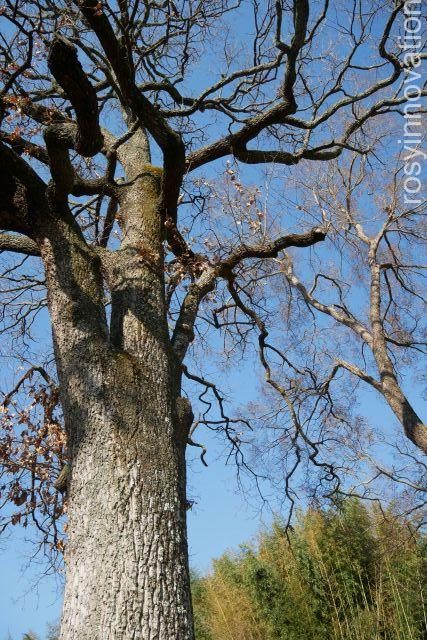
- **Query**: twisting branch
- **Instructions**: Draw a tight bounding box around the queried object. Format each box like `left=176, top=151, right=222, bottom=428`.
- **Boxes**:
left=220, top=227, right=326, bottom=270
left=172, top=227, right=327, bottom=362
left=182, top=364, right=254, bottom=474
left=48, top=35, right=103, bottom=157
left=2, top=365, right=55, bottom=407
left=225, top=273, right=341, bottom=505
left=72, top=0, right=186, bottom=225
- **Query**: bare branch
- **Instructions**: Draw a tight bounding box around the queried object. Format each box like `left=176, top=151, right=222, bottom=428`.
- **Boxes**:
left=0, top=233, right=40, bottom=256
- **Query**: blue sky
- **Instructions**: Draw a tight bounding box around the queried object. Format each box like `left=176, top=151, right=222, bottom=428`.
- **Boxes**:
left=0, top=1, right=425, bottom=638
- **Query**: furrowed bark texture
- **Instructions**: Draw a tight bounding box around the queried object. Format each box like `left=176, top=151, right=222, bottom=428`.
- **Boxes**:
left=38, top=132, right=194, bottom=638
left=58, top=362, right=192, bottom=639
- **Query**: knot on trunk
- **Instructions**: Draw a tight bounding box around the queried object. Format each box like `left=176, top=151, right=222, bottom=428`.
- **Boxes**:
left=54, top=463, right=69, bottom=494
left=175, top=396, right=193, bottom=442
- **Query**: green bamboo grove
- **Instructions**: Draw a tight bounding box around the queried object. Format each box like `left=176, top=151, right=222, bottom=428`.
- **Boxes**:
left=192, top=500, right=426, bottom=640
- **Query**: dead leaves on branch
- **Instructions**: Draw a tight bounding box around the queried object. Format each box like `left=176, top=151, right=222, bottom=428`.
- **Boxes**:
left=0, top=380, right=67, bottom=555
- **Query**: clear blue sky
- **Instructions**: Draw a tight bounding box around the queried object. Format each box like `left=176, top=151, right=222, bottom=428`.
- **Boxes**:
left=1, top=2, right=425, bottom=638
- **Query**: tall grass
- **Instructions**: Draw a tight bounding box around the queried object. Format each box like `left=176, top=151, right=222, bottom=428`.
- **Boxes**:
left=192, top=500, right=426, bottom=640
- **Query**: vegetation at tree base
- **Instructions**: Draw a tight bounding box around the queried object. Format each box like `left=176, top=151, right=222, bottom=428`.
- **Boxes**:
left=192, top=500, right=426, bottom=640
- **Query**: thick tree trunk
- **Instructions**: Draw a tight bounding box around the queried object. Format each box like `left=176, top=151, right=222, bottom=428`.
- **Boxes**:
left=38, top=132, right=196, bottom=638
left=59, top=361, right=193, bottom=639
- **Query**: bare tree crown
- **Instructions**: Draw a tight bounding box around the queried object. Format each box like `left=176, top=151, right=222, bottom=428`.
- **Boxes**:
left=0, top=0, right=425, bottom=550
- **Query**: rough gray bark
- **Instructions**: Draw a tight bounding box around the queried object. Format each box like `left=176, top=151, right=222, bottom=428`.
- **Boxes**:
left=58, top=366, right=192, bottom=639
left=36, top=130, right=194, bottom=638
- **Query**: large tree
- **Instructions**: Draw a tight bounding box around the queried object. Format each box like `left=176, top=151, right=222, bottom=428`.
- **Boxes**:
left=0, top=1, right=425, bottom=638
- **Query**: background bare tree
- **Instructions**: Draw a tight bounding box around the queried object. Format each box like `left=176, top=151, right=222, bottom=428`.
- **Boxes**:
left=205, top=144, right=425, bottom=525
left=0, top=1, right=425, bottom=638
left=281, top=153, right=426, bottom=447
